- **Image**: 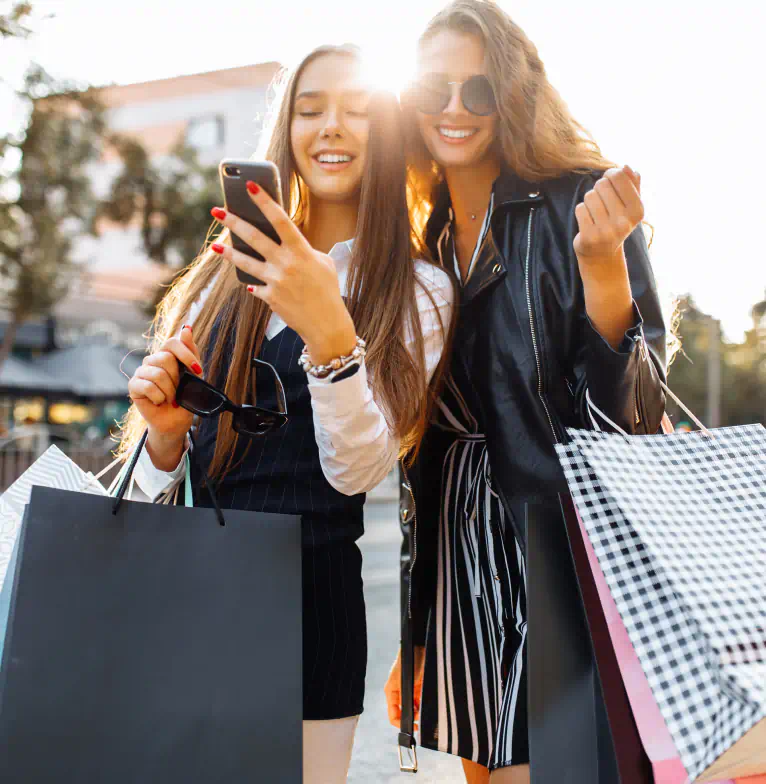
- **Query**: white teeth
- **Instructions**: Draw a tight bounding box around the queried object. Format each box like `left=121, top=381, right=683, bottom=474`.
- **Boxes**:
left=438, top=127, right=477, bottom=139
left=317, top=154, right=352, bottom=163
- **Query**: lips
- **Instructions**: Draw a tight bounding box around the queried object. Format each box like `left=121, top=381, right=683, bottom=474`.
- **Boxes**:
left=312, top=150, right=356, bottom=170
left=437, top=126, right=479, bottom=144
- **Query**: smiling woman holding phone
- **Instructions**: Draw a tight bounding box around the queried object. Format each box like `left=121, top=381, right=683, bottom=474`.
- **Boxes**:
left=119, top=43, right=453, bottom=783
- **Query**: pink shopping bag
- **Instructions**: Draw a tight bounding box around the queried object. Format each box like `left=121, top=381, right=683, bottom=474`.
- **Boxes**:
left=574, top=499, right=763, bottom=784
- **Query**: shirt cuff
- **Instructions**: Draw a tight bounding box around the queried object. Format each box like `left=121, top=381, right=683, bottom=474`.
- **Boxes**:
left=307, top=359, right=370, bottom=417
left=585, top=300, right=644, bottom=356
left=133, top=439, right=188, bottom=502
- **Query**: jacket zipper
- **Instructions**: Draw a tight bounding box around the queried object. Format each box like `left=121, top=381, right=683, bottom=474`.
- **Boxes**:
left=524, top=208, right=559, bottom=445
left=400, top=459, right=418, bottom=620
left=634, top=333, right=648, bottom=427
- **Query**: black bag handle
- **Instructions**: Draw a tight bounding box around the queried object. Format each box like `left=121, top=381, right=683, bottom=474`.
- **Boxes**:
left=112, top=428, right=226, bottom=526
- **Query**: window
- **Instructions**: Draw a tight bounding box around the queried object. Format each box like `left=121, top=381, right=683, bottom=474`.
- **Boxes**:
left=185, top=114, right=225, bottom=151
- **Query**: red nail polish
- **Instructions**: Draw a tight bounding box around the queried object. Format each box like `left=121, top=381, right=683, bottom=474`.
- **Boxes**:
left=183, top=324, right=192, bottom=335
left=211, top=207, right=226, bottom=220
left=211, top=243, right=224, bottom=254
left=247, top=285, right=254, bottom=293
left=191, top=362, right=202, bottom=375
left=171, top=400, right=179, bottom=409
left=246, top=181, right=260, bottom=195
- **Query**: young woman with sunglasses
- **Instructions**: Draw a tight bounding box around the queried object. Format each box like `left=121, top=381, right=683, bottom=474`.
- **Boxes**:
left=385, top=2, right=667, bottom=783
left=121, top=44, right=453, bottom=784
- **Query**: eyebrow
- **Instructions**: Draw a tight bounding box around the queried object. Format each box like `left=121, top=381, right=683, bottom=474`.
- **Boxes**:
left=295, top=88, right=370, bottom=101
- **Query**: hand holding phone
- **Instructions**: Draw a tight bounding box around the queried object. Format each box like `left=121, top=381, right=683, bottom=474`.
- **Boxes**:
left=219, top=159, right=283, bottom=285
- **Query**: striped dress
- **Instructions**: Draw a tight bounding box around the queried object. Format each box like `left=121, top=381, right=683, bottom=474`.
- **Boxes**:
left=420, top=197, right=529, bottom=770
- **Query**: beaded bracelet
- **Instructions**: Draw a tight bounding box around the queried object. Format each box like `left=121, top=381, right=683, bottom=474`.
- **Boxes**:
left=298, top=336, right=367, bottom=380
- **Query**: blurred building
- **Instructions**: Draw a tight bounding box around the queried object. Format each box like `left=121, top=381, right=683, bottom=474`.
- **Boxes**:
left=54, top=61, right=281, bottom=353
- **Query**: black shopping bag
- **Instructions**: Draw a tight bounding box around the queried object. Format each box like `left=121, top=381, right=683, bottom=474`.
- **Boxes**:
left=0, top=485, right=302, bottom=783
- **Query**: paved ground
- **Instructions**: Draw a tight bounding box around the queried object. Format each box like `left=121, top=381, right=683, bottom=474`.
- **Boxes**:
left=348, top=495, right=463, bottom=783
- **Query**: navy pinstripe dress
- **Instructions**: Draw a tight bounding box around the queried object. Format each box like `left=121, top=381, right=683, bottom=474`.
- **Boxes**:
left=192, top=322, right=367, bottom=721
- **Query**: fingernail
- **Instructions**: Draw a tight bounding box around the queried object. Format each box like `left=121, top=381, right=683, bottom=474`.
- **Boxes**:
left=211, top=242, right=224, bottom=254
left=171, top=400, right=179, bottom=409
left=246, top=181, right=260, bottom=195
left=211, top=207, right=226, bottom=220
left=247, top=285, right=254, bottom=293
left=183, top=324, right=192, bottom=335
left=191, top=362, right=202, bottom=375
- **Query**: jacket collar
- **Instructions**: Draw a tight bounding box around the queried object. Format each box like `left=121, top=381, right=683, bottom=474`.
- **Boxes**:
left=426, top=170, right=544, bottom=303
left=491, top=168, right=545, bottom=209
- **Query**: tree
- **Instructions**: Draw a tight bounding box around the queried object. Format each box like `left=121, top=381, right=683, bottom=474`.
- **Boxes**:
left=0, top=65, right=106, bottom=371
left=667, top=295, right=766, bottom=428
left=0, top=1, right=33, bottom=39
left=99, top=136, right=221, bottom=313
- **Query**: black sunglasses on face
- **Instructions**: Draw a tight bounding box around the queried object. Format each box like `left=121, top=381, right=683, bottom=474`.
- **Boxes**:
left=176, top=358, right=288, bottom=437
left=409, top=73, right=497, bottom=117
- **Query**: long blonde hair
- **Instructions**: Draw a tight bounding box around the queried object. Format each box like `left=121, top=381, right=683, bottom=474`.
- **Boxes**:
left=404, top=0, right=615, bottom=231
left=119, top=44, right=449, bottom=476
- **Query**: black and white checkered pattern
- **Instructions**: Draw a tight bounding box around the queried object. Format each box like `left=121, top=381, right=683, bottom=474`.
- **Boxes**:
left=556, top=425, right=766, bottom=781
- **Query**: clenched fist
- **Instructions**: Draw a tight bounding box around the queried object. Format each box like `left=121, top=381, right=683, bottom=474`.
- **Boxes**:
left=574, top=164, right=643, bottom=267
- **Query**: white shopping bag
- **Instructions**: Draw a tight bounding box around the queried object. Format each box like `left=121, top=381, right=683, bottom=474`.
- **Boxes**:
left=557, top=401, right=766, bottom=782
left=0, top=445, right=112, bottom=589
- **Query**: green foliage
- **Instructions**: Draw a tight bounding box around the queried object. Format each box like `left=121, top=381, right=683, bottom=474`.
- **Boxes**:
left=667, top=295, right=766, bottom=427
left=99, top=135, right=221, bottom=315
left=0, top=65, right=106, bottom=367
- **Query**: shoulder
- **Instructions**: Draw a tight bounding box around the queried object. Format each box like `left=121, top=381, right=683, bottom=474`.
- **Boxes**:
left=494, top=168, right=604, bottom=210
left=413, top=260, right=455, bottom=310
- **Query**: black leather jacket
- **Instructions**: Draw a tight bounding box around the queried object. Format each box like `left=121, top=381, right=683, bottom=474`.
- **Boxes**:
left=400, top=168, right=667, bottom=645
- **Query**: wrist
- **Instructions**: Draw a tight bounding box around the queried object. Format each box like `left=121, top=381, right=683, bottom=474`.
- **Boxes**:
left=304, top=313, right=357, bottom=366
left=146, top=429, right=186, bottom=472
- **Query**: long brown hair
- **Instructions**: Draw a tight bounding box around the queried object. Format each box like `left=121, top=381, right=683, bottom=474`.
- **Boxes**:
left=404, top=0, right=615, bottom=229
left=118, top=44, right=449, bottom=476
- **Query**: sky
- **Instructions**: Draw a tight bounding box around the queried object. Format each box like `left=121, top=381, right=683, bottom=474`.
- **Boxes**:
left=1, top=0, right=764, bottom=341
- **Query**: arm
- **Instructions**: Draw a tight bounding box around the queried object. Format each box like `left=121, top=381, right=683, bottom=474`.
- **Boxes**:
left=131, top=277, right=217, bottom=500
left=208, top=187, right=455, bottom=495
left=572, top=168, right=667, bottom=434
left=308, top=264, right=455, bottom=495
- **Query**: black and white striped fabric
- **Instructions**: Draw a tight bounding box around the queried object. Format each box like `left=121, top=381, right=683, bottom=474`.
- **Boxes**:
left=420, top=377, right=528, bottom=771
left=556, top=423, right=766, bottom=781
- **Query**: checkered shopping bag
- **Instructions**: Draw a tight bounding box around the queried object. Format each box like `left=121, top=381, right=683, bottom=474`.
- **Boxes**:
left=555, top=391, right=766, bottom=783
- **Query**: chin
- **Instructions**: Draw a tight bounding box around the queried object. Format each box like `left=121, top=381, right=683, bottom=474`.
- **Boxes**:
left=427, top=134, right=493, bottom=171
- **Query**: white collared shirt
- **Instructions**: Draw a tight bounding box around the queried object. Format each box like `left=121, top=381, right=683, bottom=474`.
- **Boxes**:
left=134, top=239, right=454, bottom=499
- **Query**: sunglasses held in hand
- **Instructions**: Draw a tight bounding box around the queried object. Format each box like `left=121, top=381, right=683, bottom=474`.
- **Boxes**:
left=175, top=358, right=288, bottom=437
left=408, top=73, right=497, bottom=116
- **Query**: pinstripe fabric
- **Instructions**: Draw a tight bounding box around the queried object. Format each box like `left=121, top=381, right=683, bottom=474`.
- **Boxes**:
left=191, top=323, right=367, bottom=721
left=419, top=377, right=529, bottom=770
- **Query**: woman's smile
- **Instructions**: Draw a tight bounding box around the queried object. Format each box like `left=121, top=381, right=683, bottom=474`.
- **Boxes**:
left=436, top=124, right=480, bottom=143
left=312, top=149, right=356, bottom=171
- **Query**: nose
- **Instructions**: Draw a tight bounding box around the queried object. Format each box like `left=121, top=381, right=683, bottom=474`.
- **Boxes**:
left=320, top=105, right=343, bottom=138
left=443, top=83, right=465, bottom=116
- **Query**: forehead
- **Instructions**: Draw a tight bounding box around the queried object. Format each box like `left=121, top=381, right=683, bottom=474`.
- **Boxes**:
left=417, top=30, right=487, bottom=78
left=295, top=53, right=365, bottom=96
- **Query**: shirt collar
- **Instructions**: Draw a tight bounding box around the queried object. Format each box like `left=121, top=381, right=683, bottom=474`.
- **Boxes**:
left=327, top=238, right=355, bottom=295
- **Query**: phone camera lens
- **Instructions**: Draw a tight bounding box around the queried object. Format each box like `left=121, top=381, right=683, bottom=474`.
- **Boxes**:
left=224, top=165, right=241, bottom=177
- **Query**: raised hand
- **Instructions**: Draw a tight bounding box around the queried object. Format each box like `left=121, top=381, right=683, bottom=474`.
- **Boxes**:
left=574, top=164, right=643, bottom=268
left=128, top=325, right=201, bottom=469
left=209, top=182, right=357, bottom=366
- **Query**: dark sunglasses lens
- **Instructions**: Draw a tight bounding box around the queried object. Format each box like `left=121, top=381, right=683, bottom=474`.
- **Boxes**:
left=237, top=410, right=284, bottom=436
left=413, top=77, right=450, bottom=114
left=463, top=75, right=496, bottom=116
left=177, top=378, right=224, bottom=415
